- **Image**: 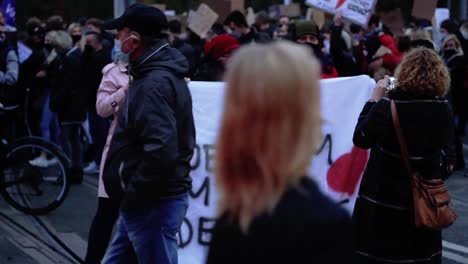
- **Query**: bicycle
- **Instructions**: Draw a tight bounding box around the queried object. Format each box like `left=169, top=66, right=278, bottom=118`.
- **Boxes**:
left=0, top=103, right=70, bottom=215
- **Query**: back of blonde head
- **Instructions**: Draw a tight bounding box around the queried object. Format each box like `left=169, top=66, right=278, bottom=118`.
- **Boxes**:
left=216, top=41, right=322, bottom=231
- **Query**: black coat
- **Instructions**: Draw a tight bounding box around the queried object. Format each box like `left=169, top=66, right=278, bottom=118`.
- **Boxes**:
left=207, top=177, right=354, bottom=264
left=352, top=91, right=453, bottom=264
left=445, top=54, right=466, bottom=119
left=103, top=40, right=195, bottom=210
left=83, top=48, right=112, bottom=112
left=330, top=24, right=360, bottom=77
left=50, top=47, right=86, bottom=123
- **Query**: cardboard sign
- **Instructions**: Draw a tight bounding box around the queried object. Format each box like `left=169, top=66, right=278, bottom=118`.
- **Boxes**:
left=306, top=0, right=376, bottom=27
left=306, top=7, right=313, bottom=20
left=231, top=0, right=245, bottom=12
left=279, top=3, right=302, bottom=17
left=246, top=7, right=255, bottom=26
left=188, top=4, right=219, bottom=38
left=312, top=8, right=326, bottom=30
left=412, top=0, right=437, bottom=21
left=380, top=8, right=405, bottom=37
left=201, top=0, right=245, bottom=23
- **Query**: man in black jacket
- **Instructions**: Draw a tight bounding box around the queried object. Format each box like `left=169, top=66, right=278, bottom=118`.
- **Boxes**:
left=102, top=4, right=195, bottom=264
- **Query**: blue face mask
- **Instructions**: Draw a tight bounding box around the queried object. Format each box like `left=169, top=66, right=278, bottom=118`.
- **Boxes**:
left=113, top=40, right=129, bottom=64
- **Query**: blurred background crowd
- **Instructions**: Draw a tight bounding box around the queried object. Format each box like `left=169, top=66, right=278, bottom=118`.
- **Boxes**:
left=0, top=0, right=467, bottom=177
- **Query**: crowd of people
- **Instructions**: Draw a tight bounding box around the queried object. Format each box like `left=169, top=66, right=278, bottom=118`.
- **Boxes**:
left=0, top=5, right=466, bottom=179
left=0, top=2, right=467, bottom=264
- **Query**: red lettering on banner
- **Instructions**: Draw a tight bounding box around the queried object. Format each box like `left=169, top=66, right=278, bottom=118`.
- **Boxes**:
left=336, top=0, right=347, bottom=9
left=326, top=146, right=368, bottom=195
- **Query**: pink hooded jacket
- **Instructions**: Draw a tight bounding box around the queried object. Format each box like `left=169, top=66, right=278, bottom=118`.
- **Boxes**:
left=96, top=62, right=128, bottom=198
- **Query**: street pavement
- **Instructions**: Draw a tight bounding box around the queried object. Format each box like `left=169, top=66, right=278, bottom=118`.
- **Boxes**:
left=0, top=153, right=467, bottom=263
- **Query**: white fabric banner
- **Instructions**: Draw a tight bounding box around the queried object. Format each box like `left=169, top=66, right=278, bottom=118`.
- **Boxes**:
left=306, top=0, right=377, bottom=27
left=179, top=75, right=375, bottom=263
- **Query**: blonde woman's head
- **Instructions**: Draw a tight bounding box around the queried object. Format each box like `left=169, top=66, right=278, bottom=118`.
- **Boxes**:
left=395, top=47, right=450, bottom=97
left=46, top=30, right=72, bottom=50
left=216, top=41, right=322, bottom=231
left=441, top=34, right=464, bottom=56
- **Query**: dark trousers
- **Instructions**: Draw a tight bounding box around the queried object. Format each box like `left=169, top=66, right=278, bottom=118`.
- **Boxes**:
left=59, top=124, right=83, bottom=169
left=454, top=115, right=466, bottom=168
left=85, top=197, right=120, bottom=264
left=88, top=111, right=110, bottom=166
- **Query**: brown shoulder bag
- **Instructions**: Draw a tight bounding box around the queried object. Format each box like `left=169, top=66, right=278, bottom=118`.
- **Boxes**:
left=391, top=100, right=457, bottom=230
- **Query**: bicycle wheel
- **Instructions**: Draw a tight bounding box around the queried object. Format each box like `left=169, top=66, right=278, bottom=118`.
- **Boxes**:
left=1, top=137, right=70, bottom=215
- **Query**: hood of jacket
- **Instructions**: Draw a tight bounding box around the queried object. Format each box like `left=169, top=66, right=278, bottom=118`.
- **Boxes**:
left=129, top=39, right=189, bottom=79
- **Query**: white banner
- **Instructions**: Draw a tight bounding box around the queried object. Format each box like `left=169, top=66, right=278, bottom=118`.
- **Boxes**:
left=306, top=0, right=377, bottom=27
left=179, top=75, right=375, bottom=263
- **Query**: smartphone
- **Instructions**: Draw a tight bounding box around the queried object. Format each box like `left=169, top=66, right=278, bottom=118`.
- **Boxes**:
left=387, top=77, right=396, bottom=91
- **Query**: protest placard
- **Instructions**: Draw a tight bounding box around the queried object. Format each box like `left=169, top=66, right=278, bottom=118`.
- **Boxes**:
left=201, top=0, right=245, bottom=23
left=279, top=3, right=301, bottom=17
left=312, top=8, right=326, bottom=29
left=380, top=8, right=405, bottom=36
left=412, top=0, right=437, bottom=21
left=306, top=0, right=376, bottom=27
left=188, top=4, right=219, bottom=38
left=246, top=7, right=255, bottom=26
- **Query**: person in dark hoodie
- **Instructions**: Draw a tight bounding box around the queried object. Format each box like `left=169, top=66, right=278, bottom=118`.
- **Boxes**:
left=101, top=4, right=195, bottom=264
left=293, top=20, right=338, bottom=79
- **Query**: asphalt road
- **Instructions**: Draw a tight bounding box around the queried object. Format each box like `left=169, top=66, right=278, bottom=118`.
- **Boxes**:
left=0, top=154, right=467, bottom=264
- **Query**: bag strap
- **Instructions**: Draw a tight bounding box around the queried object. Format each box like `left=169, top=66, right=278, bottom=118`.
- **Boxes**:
left=391, top=100, right=413, bottom=174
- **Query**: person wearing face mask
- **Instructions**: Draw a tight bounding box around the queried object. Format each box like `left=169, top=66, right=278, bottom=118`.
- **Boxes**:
left=86, top=18, right=115, bottom=58
left=68, top=23, right=82, bottom=47
left=224, top=10, right=271, bottom=45
left=294, top=20, right=338, bottom=79
left=27, top=29, right=63, bottom=168
left=101, top=3, right=195, bottom=263
left=47, top=30, right=86, bottom=184
left=441, top=34, right=466, bottom=171
left=82, top=31, right=112, bottom=175
left=84, top=44, right=129, bottom=264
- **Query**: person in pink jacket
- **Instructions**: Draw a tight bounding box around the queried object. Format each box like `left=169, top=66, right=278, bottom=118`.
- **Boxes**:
left=85, top=59, right=128, bottom=264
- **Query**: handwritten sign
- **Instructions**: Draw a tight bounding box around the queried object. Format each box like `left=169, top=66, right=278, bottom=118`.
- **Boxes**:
left=306, top=0, right=376, bottom=27
left=188, top=4, right=219, bottom=39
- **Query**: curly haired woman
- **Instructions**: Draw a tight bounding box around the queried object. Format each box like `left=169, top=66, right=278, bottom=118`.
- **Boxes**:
left=352, top=47, right=453, bottom=264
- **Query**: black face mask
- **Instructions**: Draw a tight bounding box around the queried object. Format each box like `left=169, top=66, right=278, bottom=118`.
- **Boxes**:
left=44, top=43, right=53, bottom=52
left=84, top=44, right=95, bottom=55
left=443, top=48, right=457, bottom=59
left=302, top=42, right=322, bottom=58
left=71, top=35, right=82, bottom=45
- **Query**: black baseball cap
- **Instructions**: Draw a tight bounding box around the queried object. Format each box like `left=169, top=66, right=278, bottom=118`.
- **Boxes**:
left=104, top=3, right=168, bottom=37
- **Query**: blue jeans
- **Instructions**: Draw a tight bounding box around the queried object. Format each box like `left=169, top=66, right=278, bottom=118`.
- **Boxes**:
left=102, top=193, right=189, bottom=264
left=40, top=91, right=60, bottom=144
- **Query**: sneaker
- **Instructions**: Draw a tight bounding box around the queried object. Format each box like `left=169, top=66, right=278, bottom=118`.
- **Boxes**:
left=47, top=157, right=59, bottom=167
left=83, top=161, right=98, bottom=174
left=29, top=156, right=49, bottom=168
